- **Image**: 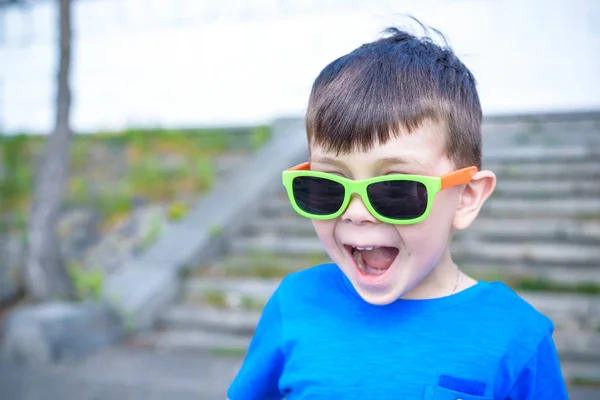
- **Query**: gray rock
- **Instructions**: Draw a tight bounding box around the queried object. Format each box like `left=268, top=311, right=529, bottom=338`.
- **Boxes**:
left=0, top=301, right=124, bottom=365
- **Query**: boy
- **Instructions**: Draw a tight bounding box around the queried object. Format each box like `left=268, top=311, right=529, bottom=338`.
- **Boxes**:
left=228, top=25, right=568, bottom=399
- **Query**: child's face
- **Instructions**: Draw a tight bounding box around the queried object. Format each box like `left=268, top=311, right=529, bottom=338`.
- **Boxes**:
left=309, top=120, right=468, bottom=305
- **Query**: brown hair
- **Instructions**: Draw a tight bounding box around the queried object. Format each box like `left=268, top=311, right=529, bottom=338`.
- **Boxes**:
left=306, top=24, right=482, bottom=169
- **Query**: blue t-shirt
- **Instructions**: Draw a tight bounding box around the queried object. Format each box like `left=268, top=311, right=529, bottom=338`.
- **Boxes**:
left=228, top=263, right=568, bottom=399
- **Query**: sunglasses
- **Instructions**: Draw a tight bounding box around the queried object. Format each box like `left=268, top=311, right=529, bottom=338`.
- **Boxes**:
left=282, top=162, right=478, bottom=224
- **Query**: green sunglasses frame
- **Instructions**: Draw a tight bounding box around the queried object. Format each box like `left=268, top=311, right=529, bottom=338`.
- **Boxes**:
left=282, top=162, right=478, bottom=225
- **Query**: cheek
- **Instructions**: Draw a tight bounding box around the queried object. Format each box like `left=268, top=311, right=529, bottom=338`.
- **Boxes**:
left=312, top=220, right=336, bottom=244
left=428, top=189, right=460, bottom=226
left=397, top=192, right=456, bottom=250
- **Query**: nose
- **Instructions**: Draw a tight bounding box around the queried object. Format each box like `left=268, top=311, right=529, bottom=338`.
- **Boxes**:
left=340, top=193, right=379, bottom=225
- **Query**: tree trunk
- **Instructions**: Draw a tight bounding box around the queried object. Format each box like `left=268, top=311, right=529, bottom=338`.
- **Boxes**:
left=24, top=0, right=75, bottom=301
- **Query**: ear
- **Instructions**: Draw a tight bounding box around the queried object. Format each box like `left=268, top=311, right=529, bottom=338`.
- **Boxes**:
left=452, top=170, right=496, bottom=230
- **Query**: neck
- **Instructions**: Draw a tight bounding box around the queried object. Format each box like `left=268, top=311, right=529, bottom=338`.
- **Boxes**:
left=400, top=249, right=471, bottom=300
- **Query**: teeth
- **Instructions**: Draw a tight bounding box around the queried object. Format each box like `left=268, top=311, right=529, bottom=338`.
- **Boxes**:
left=353, top=246, right=377, bottom=251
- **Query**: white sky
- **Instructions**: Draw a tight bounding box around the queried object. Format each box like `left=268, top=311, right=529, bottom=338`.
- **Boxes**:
left=0, top=0, right=599, bottom=133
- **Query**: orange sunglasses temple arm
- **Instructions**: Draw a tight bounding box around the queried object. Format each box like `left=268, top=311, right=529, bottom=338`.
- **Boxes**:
left=440, top=166, right=478, bottom=189
left=287, top=162, right=311, bottom=171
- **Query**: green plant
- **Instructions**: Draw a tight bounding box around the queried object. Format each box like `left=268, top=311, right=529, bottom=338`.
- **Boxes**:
left=195, top=158, right=215, bottom=191
left=193, top=131, right=230, bottom=152
left=240, top=296, right=266, bottom=311
left=68, top=175, right=92, bottom=204
left=97, top=185, right=133, bottom=222
left=570, top=376, right=600, bottom=387
left=468, top=270, right=600, bottom=295
left=208, top=224, right=224, bottom=238
left=139, top=215, right=163, bottom=250
left=513, top=133, right=531, bottom=146
left=308, top=252, right=329, bottom=266
left=70, top=140, right=89, bottom=170
left=208, top=347, right=248, bottom=357
left=521, top=191, right=549, bottom=200
left=203, top=289, right=227, bottom=308
left=0, top=135, right=32, bottom=214
left=516, top=277, right=600, bottom=295
left=104, top=292, right=138, bottom=335
left=527, top=120, right=542, bottom=133
left=575, top=213, right=600, bottom=222
left=249, top=126, right=271, bottom=151
left=178, top=265, right=194, bottom=280
left=68, top=263, right=105, bottom=301
left=167, top=201, right=189, bottom=221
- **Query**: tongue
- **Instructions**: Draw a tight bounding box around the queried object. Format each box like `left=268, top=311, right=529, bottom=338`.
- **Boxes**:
left=360, top=247, right=398, bottom=269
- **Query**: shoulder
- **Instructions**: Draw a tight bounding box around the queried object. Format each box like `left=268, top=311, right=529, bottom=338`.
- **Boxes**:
left=472, top=281, right=555, bottom=367
left=273, top=263, right=342, bottom=307
left=279, top=262, right=340, bottom=291
left=480, top=281, right=554, bottom=334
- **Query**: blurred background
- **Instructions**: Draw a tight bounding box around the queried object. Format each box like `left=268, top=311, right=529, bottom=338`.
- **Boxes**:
left=0, top=0, right=599, bottom=399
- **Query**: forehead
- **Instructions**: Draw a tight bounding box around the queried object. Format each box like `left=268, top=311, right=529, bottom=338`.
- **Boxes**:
left=309, top=121, right=449, bottom=175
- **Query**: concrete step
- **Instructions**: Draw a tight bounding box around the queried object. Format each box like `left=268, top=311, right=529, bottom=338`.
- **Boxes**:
left=244, top=217, right=600, bottom=245
left=158, top=305, right=260, bottom=335
left=493, top=180, right=600, bottom=199
left=183, top=277, right=280, bottom=306
left=481, top=198, right=600, bottom=219
left=482, top=115, right=600, bottom=136
left=229, top=235, right=325, bottom=256
left=520, top=292, right=600, bottom=333
left=483, top=131, right=600, bottom=149
left=229, top=235, right=600, bottom=267
left=459, top=218, right=600, bottom=245
left=130, top=329, right=250, bottom=353
left=461, top=263, right=600, bottom=287
left=555, top=330, right=600, bottom=363
left=452, top=241, right=600, bottom=268
left=199, top=253, right=330, bottom=278
left=262, top=196, right=600, bottom=219
left=485, top=161, right=600, bottom=180
left=482, top=119, right=600, bottom=144
left=562, top=360, right=600, bottom=387
left=482, top=146, right=600, bottom=163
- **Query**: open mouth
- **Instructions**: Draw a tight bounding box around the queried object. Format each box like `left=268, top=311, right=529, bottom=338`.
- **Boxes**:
left=344, top=244, right=400, bottom=277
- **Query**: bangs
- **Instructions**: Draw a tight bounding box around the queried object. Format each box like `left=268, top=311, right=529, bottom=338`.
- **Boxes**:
left=306, top=56, right=445, bottom=156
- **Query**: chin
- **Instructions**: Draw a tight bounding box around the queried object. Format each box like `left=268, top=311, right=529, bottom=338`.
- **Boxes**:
left=351, top=279, right=406, bottom=306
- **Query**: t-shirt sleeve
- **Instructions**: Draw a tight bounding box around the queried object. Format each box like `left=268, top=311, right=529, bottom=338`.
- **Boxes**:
left=506, top=334, right=568, bottom=400
left=227, top=288, right=284, bottom=400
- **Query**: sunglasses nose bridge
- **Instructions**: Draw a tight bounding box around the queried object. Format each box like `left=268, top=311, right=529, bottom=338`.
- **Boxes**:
left=341, top=182, right=367, bottom=208
left=338, top=182, right=377, bottom=221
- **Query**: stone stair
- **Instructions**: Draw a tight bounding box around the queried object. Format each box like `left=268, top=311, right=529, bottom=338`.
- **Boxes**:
left=129, top=113, right=600, bottom=388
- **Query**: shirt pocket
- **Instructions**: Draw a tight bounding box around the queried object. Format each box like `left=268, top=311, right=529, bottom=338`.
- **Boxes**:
left=423, top=385, right=494, bottom=400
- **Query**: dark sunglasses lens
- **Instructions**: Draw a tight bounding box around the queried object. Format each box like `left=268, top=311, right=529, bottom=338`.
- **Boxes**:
left=367, top=180, right=428, bottom=219
left=292, top=176, right=345, bottom=215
